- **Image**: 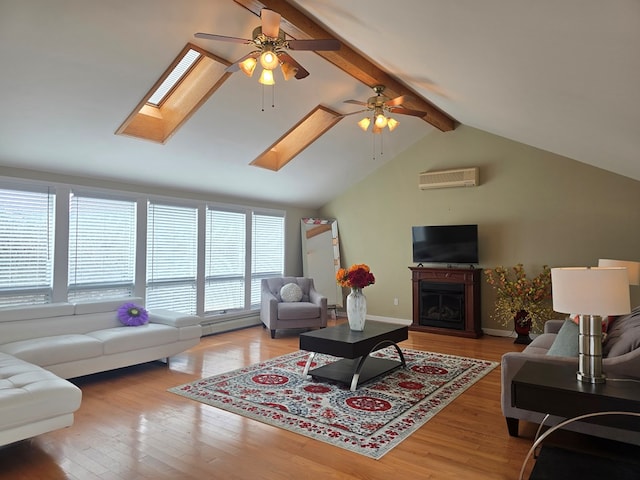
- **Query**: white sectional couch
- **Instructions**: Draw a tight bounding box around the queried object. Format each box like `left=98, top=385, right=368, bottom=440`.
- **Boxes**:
left=0, top=297, right=202, bottom=447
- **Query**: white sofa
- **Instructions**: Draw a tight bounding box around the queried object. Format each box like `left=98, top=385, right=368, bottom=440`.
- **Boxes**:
left=0, top=297, right=202, bottom=447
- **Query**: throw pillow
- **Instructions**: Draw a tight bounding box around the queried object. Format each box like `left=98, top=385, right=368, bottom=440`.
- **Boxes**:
left=280, top=283, right=303, bottom=303
left=603, top=306, right=640, bottom=357
left=117, top=303, right=149, bottom=326
left=546, top=318, right=579, bottom=357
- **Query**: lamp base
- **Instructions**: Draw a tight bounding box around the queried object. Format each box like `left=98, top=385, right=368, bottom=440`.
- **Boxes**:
left=576, top=371, right=606, bottom=384
left=576, top=314, right=606, bottom=384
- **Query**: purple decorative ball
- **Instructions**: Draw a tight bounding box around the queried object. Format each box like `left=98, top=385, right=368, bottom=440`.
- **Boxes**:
left=117, top=303, right=149, bottom=326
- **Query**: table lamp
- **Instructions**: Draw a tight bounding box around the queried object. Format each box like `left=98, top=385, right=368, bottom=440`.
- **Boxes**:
left=597, top=259, right=640, bottom=285
left=551, top=267, right=630, bottom=383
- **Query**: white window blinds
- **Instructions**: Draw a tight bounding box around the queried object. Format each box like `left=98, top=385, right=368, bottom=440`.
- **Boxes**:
left=205, top=208, right=246, bottom=313
left=251, top=212, right=284, bottom=306
left=147, top=202, right=197, bottom=314
left=0, top=186, right=54, bottom=306
left=68, top=193, right=136, bottom=302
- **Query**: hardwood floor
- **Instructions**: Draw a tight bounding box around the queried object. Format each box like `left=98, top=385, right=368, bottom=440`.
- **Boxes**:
left=0, top=319, right=539, bottom=479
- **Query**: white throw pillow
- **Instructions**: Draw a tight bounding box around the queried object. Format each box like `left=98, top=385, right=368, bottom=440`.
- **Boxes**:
left=280, top=283, right=303, bottom=302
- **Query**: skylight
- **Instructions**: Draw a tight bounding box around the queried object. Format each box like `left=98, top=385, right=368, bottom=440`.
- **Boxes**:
left=116, top=43, right=232, bottom=144
left=146, top=49, right=202, bottom=106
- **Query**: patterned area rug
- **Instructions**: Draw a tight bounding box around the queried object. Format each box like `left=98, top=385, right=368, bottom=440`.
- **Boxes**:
left=169, top=348, right=498, bottom=459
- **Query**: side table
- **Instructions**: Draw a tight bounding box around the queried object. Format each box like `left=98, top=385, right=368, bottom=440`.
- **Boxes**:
left=511, top=361, right=640, bottom=432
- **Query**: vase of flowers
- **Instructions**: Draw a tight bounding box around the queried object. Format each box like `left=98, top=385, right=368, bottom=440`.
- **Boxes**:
left=484, top=264, right=553, bottom=343
left=336, top=263, right=375, bottom=331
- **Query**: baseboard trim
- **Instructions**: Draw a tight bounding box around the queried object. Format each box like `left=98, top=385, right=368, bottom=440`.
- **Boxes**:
left=201, top=315, right=261, bottom=336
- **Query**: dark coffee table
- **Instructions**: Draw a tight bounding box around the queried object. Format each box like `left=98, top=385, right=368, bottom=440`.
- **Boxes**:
left=299, top=321, right=408, bottom=391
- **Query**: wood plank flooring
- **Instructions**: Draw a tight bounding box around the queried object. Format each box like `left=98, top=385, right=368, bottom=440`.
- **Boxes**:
left=0, top=318, right=541, bottom=479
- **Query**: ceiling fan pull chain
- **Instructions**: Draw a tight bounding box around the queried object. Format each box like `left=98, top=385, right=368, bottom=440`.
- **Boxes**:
left=261, top=84, right=265, bottom=112
left=271, top=84, right=275, bottom=109
left=371, top=133, right=376, bottom=161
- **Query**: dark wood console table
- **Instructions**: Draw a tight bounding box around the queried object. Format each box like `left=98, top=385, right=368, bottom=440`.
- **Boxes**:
left=409, top=266, right=482, bottom=338
left=512, top=361, right=640, bottom=432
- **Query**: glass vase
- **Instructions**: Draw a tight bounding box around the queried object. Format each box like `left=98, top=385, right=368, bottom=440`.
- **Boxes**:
left=346, top=287, right=367, bottom=331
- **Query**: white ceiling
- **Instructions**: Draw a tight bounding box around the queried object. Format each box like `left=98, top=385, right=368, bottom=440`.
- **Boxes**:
left=1, top=1, right=638, bottom=208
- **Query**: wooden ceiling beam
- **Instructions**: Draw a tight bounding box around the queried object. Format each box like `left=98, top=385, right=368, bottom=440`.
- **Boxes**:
left=233, top=0, right=457, bottom=132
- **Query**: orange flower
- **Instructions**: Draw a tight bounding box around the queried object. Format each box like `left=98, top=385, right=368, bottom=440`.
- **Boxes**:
left=337, top=263, right=375, bottom=289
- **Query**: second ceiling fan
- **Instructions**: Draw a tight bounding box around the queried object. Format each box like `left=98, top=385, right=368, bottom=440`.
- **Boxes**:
left=195, top=8, right=340, bottom=85
left=344, top=85, right=429, bottom=133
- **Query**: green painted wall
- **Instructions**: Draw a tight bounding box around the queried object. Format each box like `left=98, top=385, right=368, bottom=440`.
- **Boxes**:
left=320, top=125, right=640, bottom=333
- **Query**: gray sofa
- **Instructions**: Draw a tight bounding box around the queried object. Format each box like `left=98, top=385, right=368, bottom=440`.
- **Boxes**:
left=501, top=306, right=640, bottom=444
left=260, top=277, right=328, bottom=338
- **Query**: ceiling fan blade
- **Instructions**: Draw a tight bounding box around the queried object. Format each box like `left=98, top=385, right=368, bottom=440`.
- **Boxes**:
left=344, top=99, right=368, bottom=107
left=287, top=39, right=341, bottom=51
left=225, top=51, right=260, bottom=73
left=194, top=32, right=252, bottom=44
left=341, top=109, right=368, bottom=116
left=388, top=107, right=428, bottom=117
left=385, top=95, right=413, bottom=108
left=261, top=8, right=281, bottom=38
left=277, top=53, right=309, bottom=79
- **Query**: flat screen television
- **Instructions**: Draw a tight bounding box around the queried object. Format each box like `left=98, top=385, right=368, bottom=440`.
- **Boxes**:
left=412, top=224, right=479, bottom=264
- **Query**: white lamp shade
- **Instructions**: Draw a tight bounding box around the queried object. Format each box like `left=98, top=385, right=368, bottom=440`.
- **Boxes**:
left=598, top=259, right=640, bottom=285
left=551, top=267, right=631, bottom=316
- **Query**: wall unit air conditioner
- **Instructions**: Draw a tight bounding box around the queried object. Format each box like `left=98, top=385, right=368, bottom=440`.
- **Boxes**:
left=419, top=167, right=479, bottom=190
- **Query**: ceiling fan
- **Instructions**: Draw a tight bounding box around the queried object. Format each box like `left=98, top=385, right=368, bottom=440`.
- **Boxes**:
left=194, top=8, right=340, bottom=85
left=344, top=85, right=429, bottom=133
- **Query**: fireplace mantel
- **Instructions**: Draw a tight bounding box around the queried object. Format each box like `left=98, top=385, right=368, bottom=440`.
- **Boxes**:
left=409, top=266, right=482, bottom=338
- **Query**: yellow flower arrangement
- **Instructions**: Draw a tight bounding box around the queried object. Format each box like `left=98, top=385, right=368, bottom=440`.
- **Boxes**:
left=484, top=264, right=554, bottom=332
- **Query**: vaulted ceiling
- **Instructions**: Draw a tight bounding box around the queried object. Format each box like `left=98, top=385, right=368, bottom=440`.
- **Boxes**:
left=1, top=1, right=638, bottom=208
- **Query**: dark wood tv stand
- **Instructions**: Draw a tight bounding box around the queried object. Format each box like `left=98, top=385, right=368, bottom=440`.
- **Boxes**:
left=409, top=266, right=482, bottom=338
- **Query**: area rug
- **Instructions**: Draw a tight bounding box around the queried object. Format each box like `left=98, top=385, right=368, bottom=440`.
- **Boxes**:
left=168, top=348, right=498, bottom=459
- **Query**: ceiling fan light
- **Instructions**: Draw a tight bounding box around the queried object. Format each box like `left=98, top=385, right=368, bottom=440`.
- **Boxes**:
left=387, top=117, right=399, bottom=131
left=357, top=117, right=371, bottom=131
left=280, top=62, right=298, bottom=81
left=260, top=50, right=280, bottom=70
left=239, top=57, right=257, bottom=77
left=258, top=68, right=275, bottom=85
left=374, top=113, right=388, bottom=129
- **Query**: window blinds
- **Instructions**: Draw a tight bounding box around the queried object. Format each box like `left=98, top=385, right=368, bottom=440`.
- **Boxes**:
left=0, top=187, right=54, bottom=306
left=147, top=202, right=198, bottom=314
left=68, top=193, right=136, bottom=301
left=251, top=212, right=284, bottom=306
left=205, top=208, right=246, bottom=313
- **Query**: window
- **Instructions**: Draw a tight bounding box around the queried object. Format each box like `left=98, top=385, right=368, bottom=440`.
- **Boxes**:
left=250, top=212, right=284, bottom=306
left=147, top=202, right=198, bottom=314
left=205, top=208, right=246, bottom=313
left=0, top=186, right=54, bottom=306
left=68, top=193, right=136, bottom=302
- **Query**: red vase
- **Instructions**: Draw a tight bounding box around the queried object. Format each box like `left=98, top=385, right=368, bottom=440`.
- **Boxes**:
left=513, top=310, right=532, bottom=345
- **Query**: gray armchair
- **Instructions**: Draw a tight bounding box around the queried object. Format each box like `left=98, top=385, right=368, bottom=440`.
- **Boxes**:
left=260, top=277, right=328, bottom=339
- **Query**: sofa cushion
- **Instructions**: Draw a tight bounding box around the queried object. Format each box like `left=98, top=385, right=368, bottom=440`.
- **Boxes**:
left=0, top=303, right=74, bottom=323
left=87, top=324, right=179, bottom=355
left=546, top=319, right=579, bottom=357
left=280, top=283, right=303, bottom=302
left=0, top=335, right=103, bottom=366
left=277, top=302, right=320, bottom=320
left=0, top=353, right=82, bottom=432
left=603, top=306, right=640, bottom=357
left=74, top=297, right=145, bottom=315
